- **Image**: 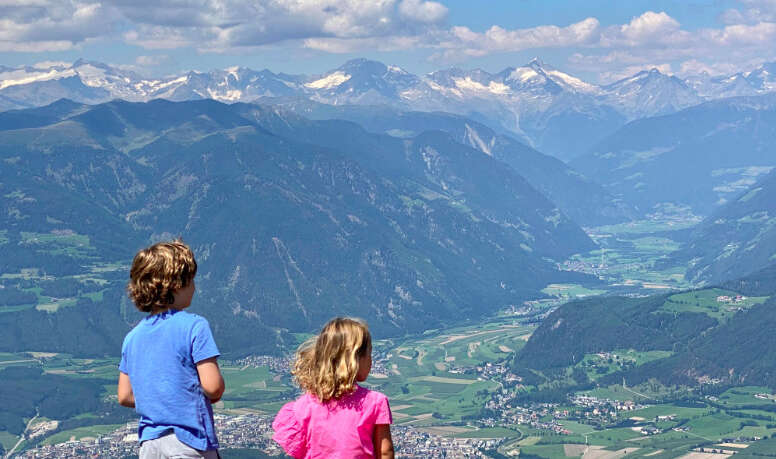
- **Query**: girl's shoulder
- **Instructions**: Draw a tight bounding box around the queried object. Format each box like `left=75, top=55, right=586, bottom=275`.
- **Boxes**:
left=354, top=384, right=387, bottom=397
left=338, top=385, right=390, bottom=410
left=357, top=385, right=388, bottom=401
left=354, top=385, right=392, bottom=424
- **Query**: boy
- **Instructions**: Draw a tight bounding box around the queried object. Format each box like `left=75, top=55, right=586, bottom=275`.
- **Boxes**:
left=118, top=240, right=225, bottom=459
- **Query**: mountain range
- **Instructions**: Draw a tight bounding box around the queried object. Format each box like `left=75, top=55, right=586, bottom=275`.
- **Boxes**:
left=0, top=98, right=596, bottom=356
left=5, top=58, right=776, bottom=160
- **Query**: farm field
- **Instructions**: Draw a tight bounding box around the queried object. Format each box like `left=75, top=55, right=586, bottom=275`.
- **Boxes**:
left=40, top=424, right=124, bottom=446
left=562, top=218, right=698, bottom=293
left=658, top=289, right=769, bottom=320
left=371, top=315, right=535, bottom=424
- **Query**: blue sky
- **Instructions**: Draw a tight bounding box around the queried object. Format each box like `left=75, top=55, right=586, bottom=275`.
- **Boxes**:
left=1, top=0, right=773, bottom=81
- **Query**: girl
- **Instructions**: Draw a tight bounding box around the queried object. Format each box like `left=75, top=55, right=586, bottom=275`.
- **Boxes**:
left=272, top=317, right=394, bottom=458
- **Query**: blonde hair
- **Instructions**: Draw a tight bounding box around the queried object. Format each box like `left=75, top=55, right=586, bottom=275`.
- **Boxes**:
left=292, top=317, right=371, bottom=402
left=127, top=239, right=197, bottom=313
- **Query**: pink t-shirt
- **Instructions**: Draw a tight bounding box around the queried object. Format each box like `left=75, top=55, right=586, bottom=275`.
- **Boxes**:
left=272, top=385, right=392, bottom=459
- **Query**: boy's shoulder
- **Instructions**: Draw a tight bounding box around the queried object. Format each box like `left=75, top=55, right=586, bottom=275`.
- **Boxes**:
left=122, top=310, right=209, bottom=343
left=173, top=310, right=208, bottom=324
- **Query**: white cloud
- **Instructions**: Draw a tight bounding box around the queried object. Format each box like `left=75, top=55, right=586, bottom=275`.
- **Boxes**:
left=679, top=59, right=743, bottom=76
left=398, top=0, right=448, bottom=23
left=304, top=35, right=423, bottom=53
left=620, top=11, right=680, bottom=40
left=435, top=17, right=601, bottom=60
left=2, top=0, right=776, bottom=84
left=0, top=0, right=448, bottom=53
left=566, top=9, right=776, bottom=81
left=0, top=0, right=119, bottom=52
left=31, top=60, right=70, bottom=69
left=119, top=0, right=448, bottom=52
left=722, top=0, right=776, bottom=24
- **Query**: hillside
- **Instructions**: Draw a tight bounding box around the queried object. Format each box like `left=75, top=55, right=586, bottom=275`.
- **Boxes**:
left=571, top=94, right=776, bottom=216
left=514, top=294, right=717, bottom=370
left=615, top=297, right=776, bottom=388
left=515, top=272, right=776, bottom=389
left=677, top=169, right=776, bottom=284
left=269, top=101, right=637, bottom=226
left=0, top=98, right=596, bottom=356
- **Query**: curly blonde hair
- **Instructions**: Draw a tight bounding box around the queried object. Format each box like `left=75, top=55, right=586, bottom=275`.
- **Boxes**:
left=127, top=239, right=197, bottom=313
left=292, top=317, right=371, bottom=402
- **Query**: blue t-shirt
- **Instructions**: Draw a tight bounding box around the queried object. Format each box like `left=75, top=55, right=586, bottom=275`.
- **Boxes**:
left=119, top=309, right=220, bottom=450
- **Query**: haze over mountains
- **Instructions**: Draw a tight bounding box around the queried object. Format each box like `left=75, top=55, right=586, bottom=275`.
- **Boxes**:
left=5, top=58, right=776, bottom=160
left=3, top=55, right=776, bottom=371
left=572, top=95, right=776, bottom=216
left=0, top=98, right=598, bottom=356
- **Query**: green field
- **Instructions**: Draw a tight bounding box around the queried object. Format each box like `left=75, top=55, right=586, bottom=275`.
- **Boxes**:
left=219, top=365, right=291, bottom=410
left=659, top=289, right=769, bottom=320
left=0, top=430, right=19, bottom=451
left=560, top=217, right=699, bottom=293
left=19, top=231, right=96, bottom=258
left=41, top=424, right=123, bottom=446
left=454, top=427, right=521, bottom=438
left=517, top=443, right=573, bottom=459
left=717, top=386, right=776, bottom=406
left=541, top=283, right=607, bottom=299
left=577, top=350, right=673, bottom=380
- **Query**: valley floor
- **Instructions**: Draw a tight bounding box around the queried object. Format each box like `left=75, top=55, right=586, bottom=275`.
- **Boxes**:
left=8, top=214, right=776, bottom=458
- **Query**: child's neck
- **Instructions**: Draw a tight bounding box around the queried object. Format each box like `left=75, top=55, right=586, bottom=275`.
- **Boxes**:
left=150, top=305, right=182, bottom=315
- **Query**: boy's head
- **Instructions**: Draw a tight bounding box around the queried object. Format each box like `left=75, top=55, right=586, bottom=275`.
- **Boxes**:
left=127, top=239, right=197, bottom=313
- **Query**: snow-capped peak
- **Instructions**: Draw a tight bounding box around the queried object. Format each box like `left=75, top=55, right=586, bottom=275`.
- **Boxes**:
left=546, top=69, right=599, bottom=94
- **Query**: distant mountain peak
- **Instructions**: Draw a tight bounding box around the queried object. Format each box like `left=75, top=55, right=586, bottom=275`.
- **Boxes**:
left=527, top=57, right=547, bottom=69
left=339, top=58, right=387, bottom=73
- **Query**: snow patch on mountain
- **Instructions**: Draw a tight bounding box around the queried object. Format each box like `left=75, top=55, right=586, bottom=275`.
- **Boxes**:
left=0, top=68, right=76, bottom=90
left=547, top=70, right=599, bottom=94
left=305, top=72, right=351, bottom=89
left=426, top=79, right=463, bottom=98
left=207, top=88, right=243, bottom=102
left=453, top=77, right=510, bottom=95
left=507, top=68, right=540, bottom=83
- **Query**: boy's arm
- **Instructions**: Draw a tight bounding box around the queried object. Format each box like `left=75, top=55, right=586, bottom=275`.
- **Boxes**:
left=117, top=372, right=135, bottom=408
left=373, top=424, right=394, bottom=459
left=196, top=357, right=225, bottom=403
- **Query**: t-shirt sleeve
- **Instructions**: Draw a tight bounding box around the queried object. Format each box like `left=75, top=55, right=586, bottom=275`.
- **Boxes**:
left=191, top=317, right=220, bottom=364
left=373, top=392, right=393, bottom=425
left=272, top=401, right=309, bottom=459
left=118, top=336, right=129, bottom=374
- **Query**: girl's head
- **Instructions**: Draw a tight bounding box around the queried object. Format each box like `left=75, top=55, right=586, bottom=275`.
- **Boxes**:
left=293, top=317, right=372, bottom=402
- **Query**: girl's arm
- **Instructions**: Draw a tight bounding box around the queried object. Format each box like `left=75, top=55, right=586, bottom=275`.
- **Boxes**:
left=373, top=424, right=394, bottom=459
left=117, top=372, right=135, bottom=408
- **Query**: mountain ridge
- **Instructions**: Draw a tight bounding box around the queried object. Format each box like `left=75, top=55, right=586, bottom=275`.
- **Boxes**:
left=6, top=58, right=776, bottom=160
